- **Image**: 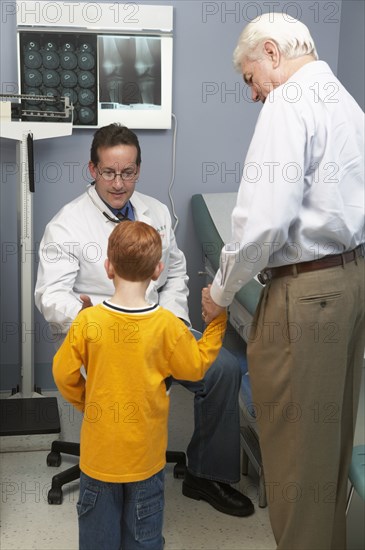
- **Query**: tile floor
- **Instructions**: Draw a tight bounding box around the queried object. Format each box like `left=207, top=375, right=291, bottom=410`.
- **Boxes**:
left=1, top=378, right=364, bottom=550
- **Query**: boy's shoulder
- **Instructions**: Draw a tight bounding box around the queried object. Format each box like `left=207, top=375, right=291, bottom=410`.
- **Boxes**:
left=156, top=307, right=190, bottom=333
left=73, top=303, right=104, bottom=323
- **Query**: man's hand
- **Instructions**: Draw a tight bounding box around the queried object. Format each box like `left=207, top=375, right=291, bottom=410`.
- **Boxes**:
left=201, top=285, right=225, bottom=324
left=79, top=295, right=93, bottom=311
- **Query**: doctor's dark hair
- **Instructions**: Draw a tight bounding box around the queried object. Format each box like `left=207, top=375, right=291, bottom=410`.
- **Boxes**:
left=90, top=123, right=142, bottom=166
left=107, top=221, right=162, bottom=282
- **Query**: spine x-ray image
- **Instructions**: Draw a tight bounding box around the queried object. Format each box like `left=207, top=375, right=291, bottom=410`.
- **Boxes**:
left=99, top=36, right=161, bottom=107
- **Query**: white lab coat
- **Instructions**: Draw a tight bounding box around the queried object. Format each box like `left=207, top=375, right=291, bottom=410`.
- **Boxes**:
left=35, top=185, right=190, bottom=334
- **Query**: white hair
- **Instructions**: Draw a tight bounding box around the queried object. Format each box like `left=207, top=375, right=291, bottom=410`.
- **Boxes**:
left=233, top=12, right=318, bottom=70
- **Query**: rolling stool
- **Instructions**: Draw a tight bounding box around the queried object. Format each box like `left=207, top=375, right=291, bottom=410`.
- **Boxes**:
left=346, top=445, right=365, bottom=515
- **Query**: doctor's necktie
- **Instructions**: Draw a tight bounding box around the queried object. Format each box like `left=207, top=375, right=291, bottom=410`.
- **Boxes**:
left=116, top=206, right=131, bottom=222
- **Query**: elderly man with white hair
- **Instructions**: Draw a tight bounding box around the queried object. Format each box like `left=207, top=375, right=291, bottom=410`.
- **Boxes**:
left=202, top=12, right=364, bottom=550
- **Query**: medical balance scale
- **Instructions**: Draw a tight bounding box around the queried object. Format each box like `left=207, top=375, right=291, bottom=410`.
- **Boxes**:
left=0, top=93, right=73, bottom=449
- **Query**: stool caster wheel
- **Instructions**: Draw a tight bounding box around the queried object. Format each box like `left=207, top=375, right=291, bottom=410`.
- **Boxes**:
left=48, top=487, right=63, bottom=505
left=47, top=451, right=61, bottom=467
left=173, top=464, right=186, bottom=479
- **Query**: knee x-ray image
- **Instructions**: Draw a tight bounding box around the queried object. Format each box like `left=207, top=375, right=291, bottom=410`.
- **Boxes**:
left=99, top=36, right=161, bottom=107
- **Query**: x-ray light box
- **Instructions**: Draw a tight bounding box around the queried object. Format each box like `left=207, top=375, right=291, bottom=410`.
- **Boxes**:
left=16, top=1, right=173, bottom=129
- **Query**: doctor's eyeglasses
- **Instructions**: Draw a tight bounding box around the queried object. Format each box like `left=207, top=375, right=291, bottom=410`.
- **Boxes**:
left=97, top=165, right=138, bottom=182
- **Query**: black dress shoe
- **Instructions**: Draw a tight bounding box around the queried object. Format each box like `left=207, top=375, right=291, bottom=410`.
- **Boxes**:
left=182, top=470, right=254, bottom=517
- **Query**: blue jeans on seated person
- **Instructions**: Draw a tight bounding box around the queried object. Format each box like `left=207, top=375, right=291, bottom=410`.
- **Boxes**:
left=177, top=329, right=242, bottom=484
left=77, top=470, right=165, bottom=550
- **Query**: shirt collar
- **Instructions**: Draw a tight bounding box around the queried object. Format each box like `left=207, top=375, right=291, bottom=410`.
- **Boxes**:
left=90, top=182, right=135, bottom=220
left=105, top=200, right=135, bottom=221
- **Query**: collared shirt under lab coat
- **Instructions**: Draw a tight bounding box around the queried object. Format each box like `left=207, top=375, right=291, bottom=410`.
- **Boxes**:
left=35, top=186, right=190, bottom=334
left=210, top=61, right=365, bottom=307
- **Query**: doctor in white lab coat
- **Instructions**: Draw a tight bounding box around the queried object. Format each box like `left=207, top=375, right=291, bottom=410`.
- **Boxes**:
left=35, top=184, right=189, bottom=335
left=35, top=123, right=254, bottom=518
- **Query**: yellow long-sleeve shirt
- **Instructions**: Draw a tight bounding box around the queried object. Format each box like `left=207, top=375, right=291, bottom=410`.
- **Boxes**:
left=53, top=301, right=227, bottom=483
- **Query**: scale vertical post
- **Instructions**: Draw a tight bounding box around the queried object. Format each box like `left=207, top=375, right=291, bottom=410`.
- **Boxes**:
left=0, top=94, right=72, bottom=442
left=17, top=134, right=34, bottom=397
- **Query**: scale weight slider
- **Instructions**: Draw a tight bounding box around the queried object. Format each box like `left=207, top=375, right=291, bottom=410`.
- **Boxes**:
left=24, top=88, right=42, bottom=104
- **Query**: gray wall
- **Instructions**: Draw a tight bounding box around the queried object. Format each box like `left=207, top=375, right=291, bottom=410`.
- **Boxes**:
left=338, top=0, right=365, bottom=110
left=1, top=0, right=345, bottom=390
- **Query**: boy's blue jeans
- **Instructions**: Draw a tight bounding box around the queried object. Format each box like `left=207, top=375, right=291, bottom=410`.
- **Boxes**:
left=77, top=470, right=165, bottom=550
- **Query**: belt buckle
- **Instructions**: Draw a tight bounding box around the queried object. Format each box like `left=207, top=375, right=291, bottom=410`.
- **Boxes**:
left=258, top=270, right=271, bottom=285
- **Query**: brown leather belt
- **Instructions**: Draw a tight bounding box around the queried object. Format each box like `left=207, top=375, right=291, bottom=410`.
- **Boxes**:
left=258, top=244, right=364, bottom=285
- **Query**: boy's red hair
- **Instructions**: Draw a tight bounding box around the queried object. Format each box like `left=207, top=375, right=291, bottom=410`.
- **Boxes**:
left=107, top=221, right=162, bottom=281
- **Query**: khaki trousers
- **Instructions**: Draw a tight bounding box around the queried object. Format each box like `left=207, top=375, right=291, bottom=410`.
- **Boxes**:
left=248, top=257, right=364, bottom=550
